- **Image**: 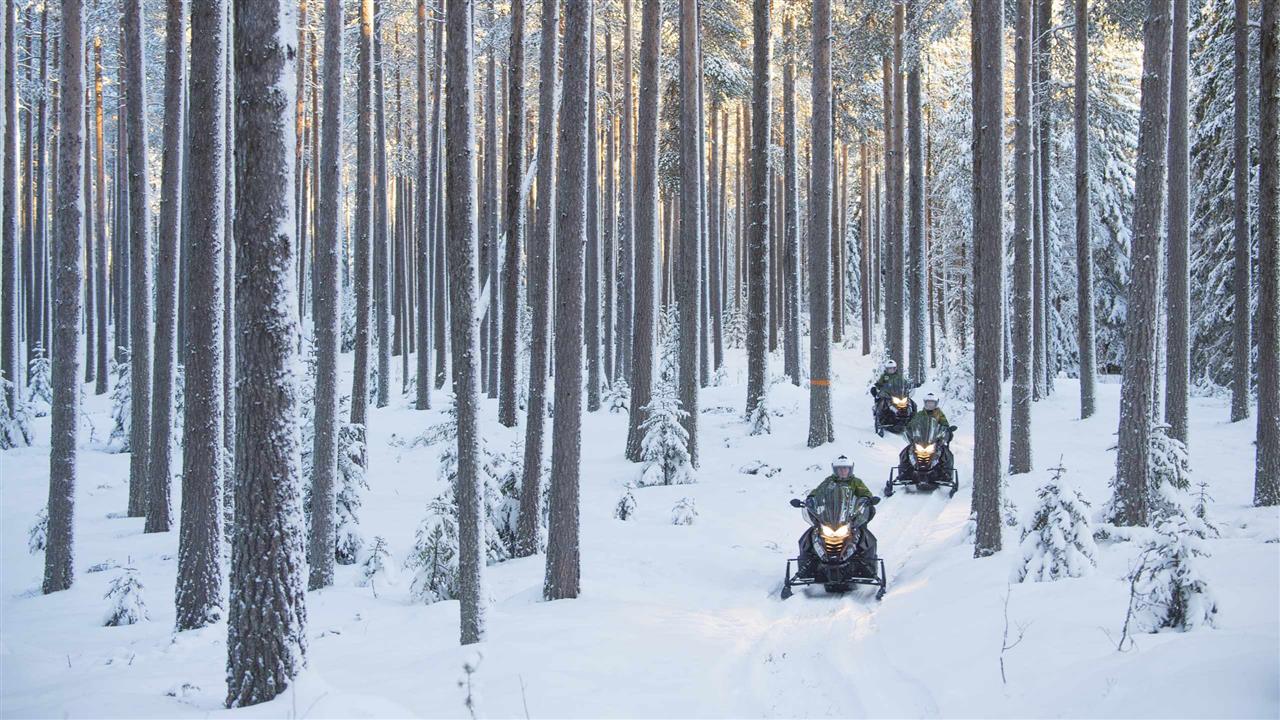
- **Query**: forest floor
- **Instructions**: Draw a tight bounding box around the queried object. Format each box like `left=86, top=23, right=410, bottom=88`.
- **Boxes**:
left=1, top=344, right=1276, bottom=718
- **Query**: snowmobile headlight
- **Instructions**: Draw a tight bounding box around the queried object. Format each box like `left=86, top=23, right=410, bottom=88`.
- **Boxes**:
left=821, top=523, right=851, bottom=539
left=914, top=442, right=935, bottom=458
left=892, top=396, right=909, bottom=409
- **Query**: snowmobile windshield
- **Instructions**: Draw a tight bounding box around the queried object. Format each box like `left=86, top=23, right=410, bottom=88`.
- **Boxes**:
left=808, top=483, right=856, bottom=529
left=883, top=377, right=912, bottom=404
left=906, top=415, right=947, bottom=445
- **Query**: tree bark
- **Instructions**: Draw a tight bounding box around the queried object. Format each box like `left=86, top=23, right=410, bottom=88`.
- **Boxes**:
left=373, top=4, right=391, bottom=409
left=430, top=17, right=446, bottom=391
left=226, top=0, right=308, bottom=705
left=1165, top=0, right=1190, bottom=444
left=972, top=0, right=1005, bottom=556
left=585, top=23, right=601, bottom=411
left=744, top=0, right=770, bottom=420
left=1035, top=0, right=1053, bottom=396
left=481, top=0, right=499, bottom=401
left=604, top=31, right=616, bottom=383
left=623, top=0, right=660, bottom=462
left=445, top=0, right=486, bottom=642
left=43, top=0, right=83, bottom=595
left=1010, top=0, right=1034, bottom=476
left=616, top=0, right=634, bottom=384
left=498, top=0, right=524, bottom=425
left=783, top=20, right=800, bottom=383
left=145, top=0, right=187, bottom=535
left=309, top=0, right=344, bottom=591
left=807, top=0, right=834, bottom=447
left=677, top=0, right=700, bottom=461
left=906, top=1, right=925, bottom=386
left=709, top=97, right=724, bottom=374
left=887, top=3, right=906, bottom=371
left=415, top=0, right=433, bottom=412
left=1230, top=0, right=1251, bottom=422
left=1074, top=0, right=1097, bottom=420
left=545, top=0, right=591, bottom=601
left=1113, top=0, right=1172, bottom=528
left=2, top=0, right=17, bottom=416
left=517, top=0, right=558, bottom=555
left=351, top=0, right=373, bottom=430
left=176, top=0, right=226, bottom=629
left=123, top=0, right=153, bottom=518
left=1255, top=0, right=1279, bottom=505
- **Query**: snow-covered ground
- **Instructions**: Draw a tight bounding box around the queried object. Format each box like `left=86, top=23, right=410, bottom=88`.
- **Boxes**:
left=2, top=346, right=1276, bottom=718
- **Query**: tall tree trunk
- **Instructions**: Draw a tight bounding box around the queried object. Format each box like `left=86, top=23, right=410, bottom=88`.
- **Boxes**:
left=887, top=4, right=906, bottom=371
left=227, top=0, right=308, bottom=704
left=176, top=0, right=226, bottom=629
left=2, top=0, right=19, bottom=422
left=83, top=72, right=95, bottom=387
left=43, top=0, right=83, bottom=595
left=1010, top=0, right=1034, bottom=476
left=677, top=0, right=700, bottom=461
left=1165, top=0, right=1190, bottom=444
left=93, top=39, right=106, bottom=395
left=545, top=0, right=590, bottom=601
left=123, top=0, right=153, bottom=518
left=373, top=4, right=391, bottom=409
left=616, top=0, right=634, bottom=384
left=972, top=0, right=1005, bottom=557
left=430, top=17, right=446, bottom=390
left=1035, top=0, right=1053, bottom=396
left=1112, top=0, right=1172, bottom=528
left=351, top=0, right=373, bottom=432
left=145, top=0, right=187, bottom=535
left=498, top=0, right=524, bottom=425
left=585, top=22, right=601, bottom=411
left=1230, top=0, right=1251, bottom=423
left=445, top=0, right=486, bottom=642
left=807, top=0, right=834, bottom=447
left=744, top=0, right=770, bottom=419
left=482, top=0, right=499, bottom=400
left=1254, top=0, right=1278, bottom=505
left=32, top=5, right=48, bottom=368
left=623, top=0, right=660, bottom=462
left=1074, top=0, right=1096, bottom=420
left=415, top=0, right=433, bottom=411
left=516, top=0, right=558, bottom=555
left=783, top=20, right=800, bottom=384
left=709, top=98, right=724, bottom=374
left=604, top=31, right=616, bottom=383
left=906, top=1, right=925, bottom=386
left=309, top=0, right=344, bottom=591
left=222, top=13, right=236, bottom=523
left=860, top=141, right=871, bottom=356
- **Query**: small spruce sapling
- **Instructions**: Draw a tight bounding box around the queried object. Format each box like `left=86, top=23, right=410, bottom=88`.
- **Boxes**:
left=104, top=567, right=149, bottom=626
left=1015, top=461, right=1097, bottom=582
left=0, top=378, right=34, bottom=449
left=25, top=345, right=52, bottom=416
left=28, top=507, right=48, bottom=554
left=107, top=352, right=132, bottom=452
left=360, top=536, right=396, bottom=597
left=335, top=421, right=369, bottom=564
left=671, top=497, right=697, bottom=526
left=614, top=483, right=637, bottom=521
left=1124, top=515, right=1218, bottom=634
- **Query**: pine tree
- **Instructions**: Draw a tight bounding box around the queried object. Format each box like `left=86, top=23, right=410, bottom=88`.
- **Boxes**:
left=1, top=0, right=18, bottom=421
left=1229, top=0, right=1251, bottom=423
left=1165, top=0, right=1191, bottom=444
left=1255, top=0, right=1279, bottom=506
left=745, top=0, right=770, bottom=424
left=226, top=0, right=308, bottom=705
left=807, top=0, right=833, bottom=448
left=498, top=0, right=525, bottom=426
left=1073, top=0, right=1098, bottom=419
left=42, top=0, right=84, bottom=594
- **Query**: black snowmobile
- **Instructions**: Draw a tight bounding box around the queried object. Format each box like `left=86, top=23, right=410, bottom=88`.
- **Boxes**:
left=781, top=484, right=887, bottom=600
left=884, top=415, right=959, bottom=497
left=872, top=376, right=917, bottom=437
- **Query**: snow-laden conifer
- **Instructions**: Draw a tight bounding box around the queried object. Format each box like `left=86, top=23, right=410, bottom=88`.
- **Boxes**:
left=671, top=497, right=697, bottom=525
left=107, top=353, right=131, bottom=453
left=1125, top=515, right=1218, bottom=633
left=0, top=378, right=33, bottom=449
left=639, top=306, right=695, bottom=486
left=28, top=507, right=48, bottom=554
left=104, top=568, right=148, bottom=626
left=25, top=345, right=52, bottom=417
left=1016, top=463, right=1097, bottom=582
left=614, top=483, right=637, bottom=521
left=360, top=536, right=397, bottom=597
left=335, top=421, right=369, bottom=565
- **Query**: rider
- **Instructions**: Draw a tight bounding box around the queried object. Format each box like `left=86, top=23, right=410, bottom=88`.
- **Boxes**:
left=869, top=360, right=901, bottom=400
left=908, top=392, right=955, bottom=468
left=809, top=455, right=875, bottom=505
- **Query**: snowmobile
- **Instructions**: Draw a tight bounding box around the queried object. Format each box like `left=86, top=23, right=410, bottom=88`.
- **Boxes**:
left=873, top=376, right=917, bottom=437
left=780, top=484, right=887, bottom=600
left=884, top=415, right=959, bottom=497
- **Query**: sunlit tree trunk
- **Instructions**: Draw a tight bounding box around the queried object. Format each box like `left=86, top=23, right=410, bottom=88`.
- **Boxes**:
left=807, top=0, right=833, bottom=447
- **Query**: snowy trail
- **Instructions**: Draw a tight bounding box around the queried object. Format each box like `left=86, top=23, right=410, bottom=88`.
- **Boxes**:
left=3, top=344, right=1276, bottom=718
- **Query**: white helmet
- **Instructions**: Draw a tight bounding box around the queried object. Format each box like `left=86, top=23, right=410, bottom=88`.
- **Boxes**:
left=885, top=360, right=898, bottom=373
left=923, top=392, right=939, bottom=410
left=832, top=455, right=853, bottom=473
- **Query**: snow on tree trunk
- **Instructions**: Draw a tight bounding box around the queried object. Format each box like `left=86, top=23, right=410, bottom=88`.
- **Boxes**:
left=782, top=35, right=801, bottom=382
left=145, top=0, right=187, bottom=536
left=1016, top=463, right=1097, bottom=582
left=123, top=0, right=154, bottom=519
left=744, top=0, right=770, bottom=422
left=616, top=0, right=635, bottom=386
left=1255, top=0, right=1280, bottom=506
left=1010, top=0, right=1034, bottom=476
left=414, top=0, right=433, bottom=412
left=43, top=0, right=83, bottom=594
left=350, top=0, right=373, bottom=441
left=1165, top=0, right=1191, bottom=445
left=225, top=0, right=308, bottom=705
left=517, top=0, right=558, bottom=557
left=175, top=0, right=226, bottom=631
left=445, top=0, right=486, bottom=644
left=807, top=0, right=834, bottom=448
left=373, top=1, right=391, bottom=411
left=544, top=0, right=590, bottom=602
left=971, top=0, right=1006, bottom=557
left=1113, top=0, right=1172, bottom=529
left=309, top=0, right=344, bottom=590
left=676, top=0, right=700, bottom=465
left=498, top=0, right=525, bottom=426
left=623, top=0, right=660, bottom=463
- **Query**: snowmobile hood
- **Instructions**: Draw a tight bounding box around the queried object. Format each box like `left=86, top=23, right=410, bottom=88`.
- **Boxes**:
left=906, top=415, right=947, bottom=445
